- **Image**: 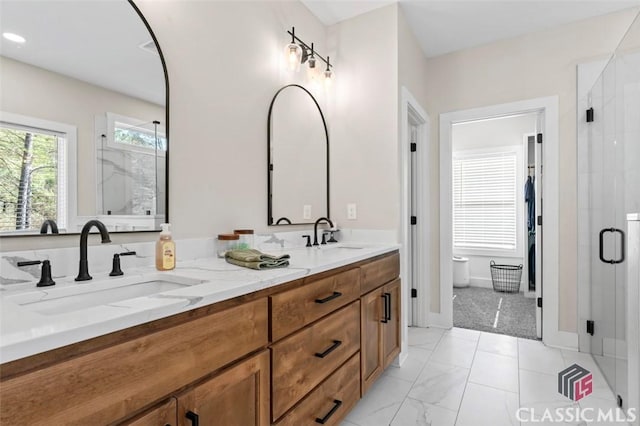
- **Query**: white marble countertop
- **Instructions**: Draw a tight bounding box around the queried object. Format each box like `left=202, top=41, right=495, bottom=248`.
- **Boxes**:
left=0, top=243, right=398, bottom=364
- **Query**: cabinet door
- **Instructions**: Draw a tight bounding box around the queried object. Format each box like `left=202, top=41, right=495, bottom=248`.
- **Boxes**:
left=121, top=398, right=177, bottom=426
left=177, top=350, right=269, bottom=426
left=382, top=279, right=401, bottom=369
left=360, top=287, right=384, bottom=395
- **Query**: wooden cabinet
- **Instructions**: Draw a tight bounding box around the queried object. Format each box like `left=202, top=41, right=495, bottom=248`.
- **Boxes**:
left=0, top=298, right=268, bottom=425
left=360, top=254, right=401, bottom=395
left=176, top=350, right=270, bottom=426
left=1, top=250, right=400, bottom=426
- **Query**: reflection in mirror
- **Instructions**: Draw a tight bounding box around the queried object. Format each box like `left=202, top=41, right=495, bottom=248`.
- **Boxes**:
left=268, top=84, right=329, bottom=225
left=0, top=0, right=168, bottom=236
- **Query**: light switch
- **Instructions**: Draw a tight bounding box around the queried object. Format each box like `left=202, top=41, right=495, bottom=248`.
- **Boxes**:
left=347, top=203, right=357, bottom=220
left=303, top=205, right=312, bottom=220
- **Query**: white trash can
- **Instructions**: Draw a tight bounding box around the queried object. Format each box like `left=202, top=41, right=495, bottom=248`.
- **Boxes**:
left=453, top=256, right=470, bottom=288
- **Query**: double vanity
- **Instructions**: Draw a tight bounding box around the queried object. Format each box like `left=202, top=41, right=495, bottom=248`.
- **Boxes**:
left=0, top=243, right=400, bottom=425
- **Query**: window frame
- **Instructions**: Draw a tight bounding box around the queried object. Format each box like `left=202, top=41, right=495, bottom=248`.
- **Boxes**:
left=0, top=111, right=77, bottom=234
left=106, top=112, right=166, bottom=157
left=452, top=145, right=523, bottom=258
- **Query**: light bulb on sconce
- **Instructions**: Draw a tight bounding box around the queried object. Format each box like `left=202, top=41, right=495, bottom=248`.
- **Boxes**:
left=324, top=56, right=334, bottom=89
left=306, top=42, right=318, bottom=81
left=284, top=27, right=302, bottom=72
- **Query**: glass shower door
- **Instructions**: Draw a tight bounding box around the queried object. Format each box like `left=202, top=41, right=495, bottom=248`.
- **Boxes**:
left=587, top=13, right=640, bottom=409
left=588, top=58, right=619, bottom=394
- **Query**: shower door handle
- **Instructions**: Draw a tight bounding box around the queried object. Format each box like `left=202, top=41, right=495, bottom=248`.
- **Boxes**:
left=599, top=228, right=625, bottom=264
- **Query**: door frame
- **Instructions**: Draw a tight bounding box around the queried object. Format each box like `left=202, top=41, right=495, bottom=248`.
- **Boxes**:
left=437, top=96, right=577, bottom=349
left=399, top=87, right=430, bottom=348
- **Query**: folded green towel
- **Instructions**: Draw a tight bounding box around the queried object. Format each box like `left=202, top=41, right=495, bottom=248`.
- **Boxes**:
left=225, top=249, right=290, bottom=270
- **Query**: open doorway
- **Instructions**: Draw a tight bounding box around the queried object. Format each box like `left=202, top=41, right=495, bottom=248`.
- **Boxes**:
left=437, top=97, right=569, bottom=348
left=449, top=112, right=541, bottom=340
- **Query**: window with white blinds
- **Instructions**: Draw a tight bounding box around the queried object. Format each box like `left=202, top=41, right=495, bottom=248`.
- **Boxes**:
left=453, top=151, right=517, bottom=251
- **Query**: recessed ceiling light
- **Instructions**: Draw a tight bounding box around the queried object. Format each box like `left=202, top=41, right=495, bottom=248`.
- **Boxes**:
left=3, top=32, right=26, bottom=44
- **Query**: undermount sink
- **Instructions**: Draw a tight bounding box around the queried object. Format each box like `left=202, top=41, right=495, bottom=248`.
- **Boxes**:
left=6, top=274, right=204, bottom=316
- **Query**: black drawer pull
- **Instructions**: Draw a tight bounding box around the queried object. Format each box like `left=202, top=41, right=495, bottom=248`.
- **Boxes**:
left=315, top=291, right=342, bottom=304
left=315, top=340, right=342, bottom=358
left=385, top=292, right=392, bottom=321
left=186, top=411, right=199, bottom=426
left=315, top=399, right=343, bottom=424
left=381, top=294, right=388, bottom=323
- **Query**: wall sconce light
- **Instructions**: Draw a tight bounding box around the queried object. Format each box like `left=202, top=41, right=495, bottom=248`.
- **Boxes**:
left=285, top=28, right=303, bottom=72
left=324, top=56, right=333, bottom=89
left=285, top=27, right=334, bottom=87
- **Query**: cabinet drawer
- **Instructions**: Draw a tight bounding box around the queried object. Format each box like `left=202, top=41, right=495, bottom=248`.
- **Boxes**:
left=0, top=298, right=268, bottom=426
left=271, top=301, right=360, bottom=421
left=275, top=353, right=361, bottom=426
left=270, top=268, right=360, bottom=341
left=360, top=252, right=399, bottom=295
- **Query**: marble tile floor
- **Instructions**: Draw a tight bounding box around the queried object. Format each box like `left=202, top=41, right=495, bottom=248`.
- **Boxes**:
left=341, top=327, right=623, bottom=426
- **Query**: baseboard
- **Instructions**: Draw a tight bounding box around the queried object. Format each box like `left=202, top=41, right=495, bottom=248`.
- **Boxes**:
left=427, top=311, right=452, bottom=329
left=462, top=277, right=527, bottom=293
left=544, top=330, right=579, bottom=351
left=469, top=277, right=492, bottom=288
left=397, top=350, right=409, bottom=367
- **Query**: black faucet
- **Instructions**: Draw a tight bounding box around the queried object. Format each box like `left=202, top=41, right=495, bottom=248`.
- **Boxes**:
left=39, top=219, right=59, bottom=234
left=313, top=217, right=333, bottom=246
left=75, top=220, right=111, bottom=281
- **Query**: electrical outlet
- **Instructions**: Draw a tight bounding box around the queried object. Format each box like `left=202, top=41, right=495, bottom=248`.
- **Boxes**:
left=303, top=205, right=312, bottom=220
left=347, top=203, right=357, bottom=220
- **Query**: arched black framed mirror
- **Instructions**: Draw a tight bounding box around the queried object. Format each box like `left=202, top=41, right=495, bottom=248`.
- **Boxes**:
left=267, top=84, right=329, bottom=226
left=0, top=0, right=169, bottom=236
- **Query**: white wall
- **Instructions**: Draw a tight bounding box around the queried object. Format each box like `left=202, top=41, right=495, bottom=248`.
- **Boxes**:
left=452, top=114, right=536, bottom=290
left=424, top=7, right=640, bottom=331
left=452, top=114, right=537, bottom=151
left=328, top=4, right=399, bottom=230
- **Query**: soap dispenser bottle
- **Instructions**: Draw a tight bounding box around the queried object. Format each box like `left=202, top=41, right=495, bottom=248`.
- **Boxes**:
left=156, top=223, right=176, bottom=271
